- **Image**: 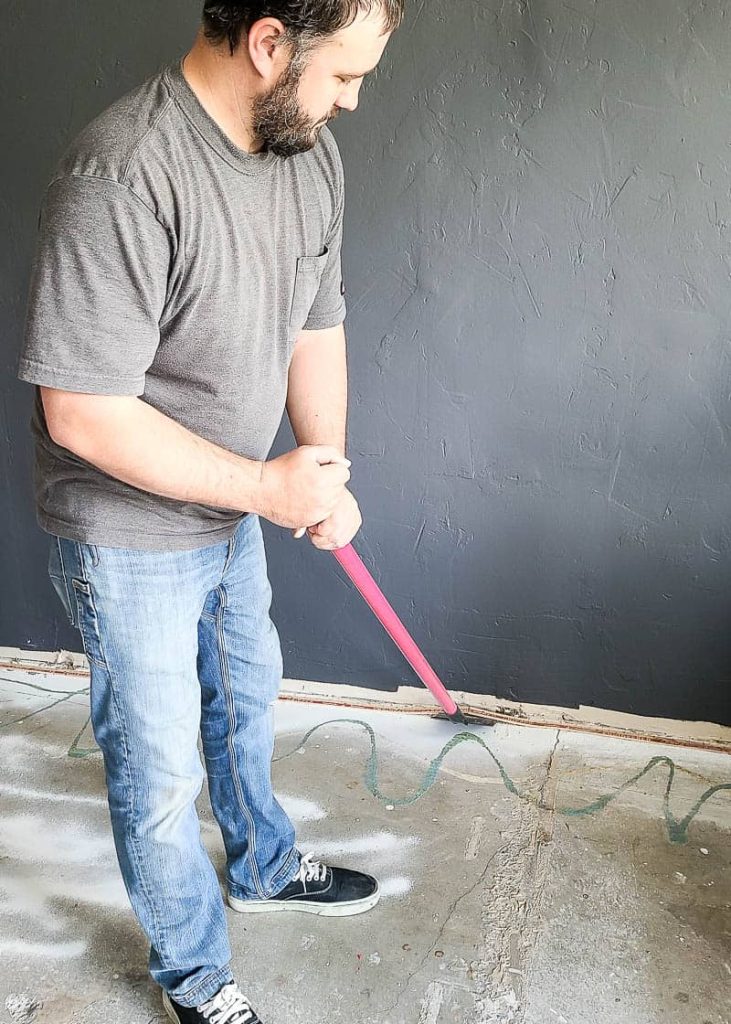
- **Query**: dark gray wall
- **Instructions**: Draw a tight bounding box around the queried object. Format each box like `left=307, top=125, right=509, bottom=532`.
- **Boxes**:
left=3, top=1, right=730, bottom=725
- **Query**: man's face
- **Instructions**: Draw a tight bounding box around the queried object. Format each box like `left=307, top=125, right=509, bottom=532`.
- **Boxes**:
left=251, top=10, right=392, bottom=158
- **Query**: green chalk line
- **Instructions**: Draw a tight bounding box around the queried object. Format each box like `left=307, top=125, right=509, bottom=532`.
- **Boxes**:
left=272, top=718, right=731, bottom=845
left=2, top=686, right=728, bottom=846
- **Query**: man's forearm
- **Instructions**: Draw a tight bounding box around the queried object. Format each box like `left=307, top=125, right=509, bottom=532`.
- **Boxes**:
left=45, top=392, right=264, bottom=514
left=286, top=323, right=348, bottom=455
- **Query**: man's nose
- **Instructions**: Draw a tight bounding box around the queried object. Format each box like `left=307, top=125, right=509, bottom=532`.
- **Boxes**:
left=337, top=81, right=362, bottom=113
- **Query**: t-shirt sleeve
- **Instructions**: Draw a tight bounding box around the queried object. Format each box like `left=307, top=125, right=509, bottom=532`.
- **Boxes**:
left=17, top=174, right=171, bottom=396
left=302, top=152, right=347, bottom=331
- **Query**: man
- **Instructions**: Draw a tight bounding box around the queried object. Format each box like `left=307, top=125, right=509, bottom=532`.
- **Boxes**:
left=17, top=2, right=404, bottom=1021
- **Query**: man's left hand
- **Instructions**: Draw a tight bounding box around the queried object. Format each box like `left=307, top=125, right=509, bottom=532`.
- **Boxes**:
left=294, top=488, right=362, bottom=550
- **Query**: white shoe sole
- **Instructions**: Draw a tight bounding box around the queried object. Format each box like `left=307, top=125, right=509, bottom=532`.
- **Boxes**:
left=162, top=991, right=181, bottom=1023
left=227, top=885, right=381, bottom=917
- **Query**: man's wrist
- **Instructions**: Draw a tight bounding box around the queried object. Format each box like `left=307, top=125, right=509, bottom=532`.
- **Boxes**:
left=293, top=437, right=347, bottom=457
left=237, top=456, right=267, bottom=516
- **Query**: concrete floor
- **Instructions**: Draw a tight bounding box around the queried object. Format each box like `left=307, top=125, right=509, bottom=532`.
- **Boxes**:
left=0, top=668, right=729, bottom=1024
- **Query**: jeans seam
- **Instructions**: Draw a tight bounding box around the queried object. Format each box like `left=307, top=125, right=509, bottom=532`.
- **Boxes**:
left=220, top=527, right=237, bottom=581
left=227, top=845, right=300, bottom=899
left=73, top=545, right=110, bottom=671
left=55, top=537, right=77, bottom=628
left=174, top=963, right=234, bottom=1006
left=267, top=845, right=300, bottom=894
left=74, top=542, right=88, bottom=582
left=215, top=584, right=266, bottom=899
left=98, top=651, right=167, bottom=962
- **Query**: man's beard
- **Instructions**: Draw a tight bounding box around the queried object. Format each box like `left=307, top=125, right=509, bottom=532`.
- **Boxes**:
left=251, top=53, right=338, bottom=158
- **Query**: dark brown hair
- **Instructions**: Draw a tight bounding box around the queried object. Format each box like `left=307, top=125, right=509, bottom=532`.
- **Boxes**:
left=202, top=1, right=405, bottom=55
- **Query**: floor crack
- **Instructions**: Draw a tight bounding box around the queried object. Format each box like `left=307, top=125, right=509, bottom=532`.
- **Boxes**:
left=538, top=729, right=561, bottom=808
left=381, top=842, right=506, bottom=1019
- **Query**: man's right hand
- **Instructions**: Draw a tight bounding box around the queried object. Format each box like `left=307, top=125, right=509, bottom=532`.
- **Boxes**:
left=254, top=445, right=351, bottom=530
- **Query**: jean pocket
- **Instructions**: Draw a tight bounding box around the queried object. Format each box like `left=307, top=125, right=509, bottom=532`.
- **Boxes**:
left=48, top=538, right=77, bottom=628
left=71, top=578, right=107, bottom=669
left=289, top=249, right=329, bottom=333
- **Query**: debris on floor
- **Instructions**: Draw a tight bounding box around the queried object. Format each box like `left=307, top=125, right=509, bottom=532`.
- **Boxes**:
left=1, top=669, right=729, bottom=1023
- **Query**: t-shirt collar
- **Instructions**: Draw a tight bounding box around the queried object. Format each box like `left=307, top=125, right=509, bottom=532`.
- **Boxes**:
left=164, top=55, right=279, bottom=176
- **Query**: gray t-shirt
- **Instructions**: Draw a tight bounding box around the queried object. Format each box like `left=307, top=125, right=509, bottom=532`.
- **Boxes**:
left=17, top=57, right=347, bottom=551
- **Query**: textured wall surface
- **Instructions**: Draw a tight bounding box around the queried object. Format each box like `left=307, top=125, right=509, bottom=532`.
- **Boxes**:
left=3, top=1, right=731, bottom=724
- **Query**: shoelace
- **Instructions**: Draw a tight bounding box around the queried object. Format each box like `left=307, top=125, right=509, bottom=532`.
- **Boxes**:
left=296, top=851, right=328, bottom=884
left=198, top=982, right=258, bottom=1024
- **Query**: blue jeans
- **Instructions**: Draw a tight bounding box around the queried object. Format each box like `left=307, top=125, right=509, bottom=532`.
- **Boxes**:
left=47, top=514, right=301, bottom=1007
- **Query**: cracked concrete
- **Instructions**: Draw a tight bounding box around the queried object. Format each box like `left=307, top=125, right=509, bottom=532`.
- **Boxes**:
left=0, top=669, right=729, bottom=1023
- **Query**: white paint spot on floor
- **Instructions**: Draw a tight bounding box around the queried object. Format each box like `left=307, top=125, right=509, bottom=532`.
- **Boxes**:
left=54, top=875, right=131, bottom=910
left=417, top=981, right=444, bottom=1024
left=378, top=876, right=413, bottom=897
left=0, top=877, right=67, bottom=929
left=275, top=794, right=327, bottom=822
left=0, top=940, right=86, bottom=959
left=307, top=831, right=419, bottom=857
left=0, top=733, right=71, bottom=764
left=0, top=815, right=115, bottom=865
left=0, top=782, right=106, bottom=806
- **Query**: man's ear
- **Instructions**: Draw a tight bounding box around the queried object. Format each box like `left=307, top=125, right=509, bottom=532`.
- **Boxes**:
left=247, top=18, right=291, bottom=83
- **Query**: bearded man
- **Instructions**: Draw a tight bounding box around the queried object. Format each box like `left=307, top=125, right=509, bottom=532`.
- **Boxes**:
left=17, top=3, right=404, bottom=1021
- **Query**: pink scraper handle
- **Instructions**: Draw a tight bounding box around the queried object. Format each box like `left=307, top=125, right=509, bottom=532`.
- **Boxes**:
left=332, top=543, right=460, bottom=718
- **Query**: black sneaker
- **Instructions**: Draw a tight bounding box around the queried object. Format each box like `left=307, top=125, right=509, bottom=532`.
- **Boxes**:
left=227, top=851, right=380, bottom=917
left=162, top=981, right=262, bottom=1023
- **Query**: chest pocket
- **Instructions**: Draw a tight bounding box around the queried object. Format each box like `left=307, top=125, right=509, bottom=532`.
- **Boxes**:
left=289, top=249, right=329, bottom=333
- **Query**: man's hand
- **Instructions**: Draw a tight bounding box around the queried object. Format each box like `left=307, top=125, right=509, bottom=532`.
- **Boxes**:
left=255, top=446, right=351, bottom=529
left=294, top=488, right=362, bottom=550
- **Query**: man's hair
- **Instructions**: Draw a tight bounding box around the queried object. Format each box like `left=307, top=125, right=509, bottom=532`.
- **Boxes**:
left=202, top=1, right=405, bottom=56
